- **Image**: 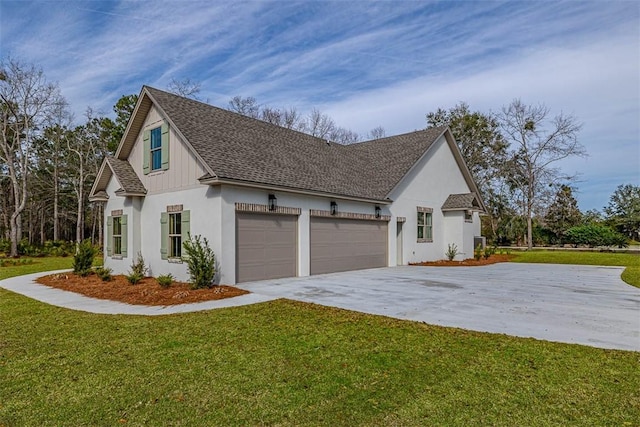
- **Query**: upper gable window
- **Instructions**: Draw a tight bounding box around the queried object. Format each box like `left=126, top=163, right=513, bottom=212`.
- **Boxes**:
left=143, top=123, right=169, bottom=174
left=150, top=127, right=162, bottom=171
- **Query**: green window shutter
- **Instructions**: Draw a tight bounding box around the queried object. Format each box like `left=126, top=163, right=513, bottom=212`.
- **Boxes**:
left=106, top=216, right=113, bottom=256
left=160, top=212, right=168, bottom=260
left=161, top=123, right=170, bottom=171
left=121, top=215, right=128, bottom=257
left=181, top=210, right=190, bottom=259
left=143, top=130, right=151, bottom=175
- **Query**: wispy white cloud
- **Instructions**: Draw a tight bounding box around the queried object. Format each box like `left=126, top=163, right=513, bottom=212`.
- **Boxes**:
left=1, top=0, right=637, bottom=210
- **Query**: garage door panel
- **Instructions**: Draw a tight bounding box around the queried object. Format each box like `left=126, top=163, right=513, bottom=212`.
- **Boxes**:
left=236, top=213, right=297, bottom=283
left=310, top=217, right=387, bottom=275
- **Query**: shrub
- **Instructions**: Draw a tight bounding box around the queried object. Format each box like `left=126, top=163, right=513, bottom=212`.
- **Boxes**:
left=157, top=274, right=174, bottom=288
left=0, top=239, right=10, bottom=255
left=565, top=225, right=628, bottom=248
left=73, top=239, right=97, bottom=276
left=474, top=244, right=483, bottom=261
left=183, top=234, right=216, bottom=289
left=445, top=243, right=460, bottom=261
left=130, top=252, right=148, bottom=277
left=483, top=246, right=495, bottom=260
left=95, top=266, right=113, bottom=282
left=0, top=258, right=34, bottom=267
left=126, top=272, right=143, bottom=285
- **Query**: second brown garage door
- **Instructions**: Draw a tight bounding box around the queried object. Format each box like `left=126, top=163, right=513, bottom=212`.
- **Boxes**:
left=236, top=213, right=297, bottom=283
left=310, top=217, right=388, bottom=275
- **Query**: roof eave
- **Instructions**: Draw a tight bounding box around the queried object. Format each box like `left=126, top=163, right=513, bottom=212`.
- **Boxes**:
left=114, top=189, right=147, bottom=197
left=200, top=177, right=392, bottom=205
left=144, top=88, right=218, bottom=179
left=88, top=159, right=110, bottom=201
left=89, top=195, right=109, bottom=203
left=442, top=130, right=487, bottom=213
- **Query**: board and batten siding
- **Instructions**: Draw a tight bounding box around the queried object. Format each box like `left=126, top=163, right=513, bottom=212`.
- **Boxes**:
left=128, top=105, right=207, bottom=193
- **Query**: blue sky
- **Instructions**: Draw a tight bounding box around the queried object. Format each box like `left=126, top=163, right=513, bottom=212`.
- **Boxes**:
left=1, top=0, right=638, bottom=212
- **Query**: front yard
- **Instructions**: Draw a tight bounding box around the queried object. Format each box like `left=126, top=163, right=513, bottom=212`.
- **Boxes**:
left=511, top=250, right=640, bottom=287
left=1, top=255, right=639, bottom=426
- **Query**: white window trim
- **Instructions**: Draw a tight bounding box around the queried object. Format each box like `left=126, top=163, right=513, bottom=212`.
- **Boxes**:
left=168, top=211, right=182, bottom=259
left=417, top=207, right=433, bottom=243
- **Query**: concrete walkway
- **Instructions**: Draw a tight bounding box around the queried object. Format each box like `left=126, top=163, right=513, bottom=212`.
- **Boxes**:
left=0, top=270, right=277, bottom=315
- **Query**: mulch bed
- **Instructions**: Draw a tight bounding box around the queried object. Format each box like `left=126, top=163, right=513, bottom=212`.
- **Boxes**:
left=36, top=273, right=249, bottom=306
left=410, top=254, right=515, bottom=267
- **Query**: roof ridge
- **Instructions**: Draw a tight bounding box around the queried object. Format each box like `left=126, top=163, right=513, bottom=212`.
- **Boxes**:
left=144, top=86, right=345, bottom=148
left=142, top=86, right=448, bottom=201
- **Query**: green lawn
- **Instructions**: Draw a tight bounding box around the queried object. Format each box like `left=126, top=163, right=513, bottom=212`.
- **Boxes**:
left=1, top=259, right=639, bottom=426
left=511, top=250, right=640, bottom=288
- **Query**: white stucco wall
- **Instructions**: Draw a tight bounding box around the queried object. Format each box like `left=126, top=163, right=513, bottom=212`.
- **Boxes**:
left=102, top=178, right=135, bottom=274
left=388, top=134, right=481, bottom=264
left=103, top=179, right=220, bottom=282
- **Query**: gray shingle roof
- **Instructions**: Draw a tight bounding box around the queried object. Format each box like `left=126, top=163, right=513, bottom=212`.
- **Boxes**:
left=441, top=193, right=481, bottom=210
left=145, top=86, right=447, bottom=202
left=107, top=157, right=146, bottom=195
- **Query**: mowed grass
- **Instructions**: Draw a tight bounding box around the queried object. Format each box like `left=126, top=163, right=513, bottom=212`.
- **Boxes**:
left=0, top=256, right=73, bottom=279
left=511, top=250, right=640, bottom=287
left=1, top=260, right=639, bottom=426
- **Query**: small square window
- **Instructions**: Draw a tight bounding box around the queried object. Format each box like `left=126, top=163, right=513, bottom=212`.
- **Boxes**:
left=465, top=210, right=473, bottom=222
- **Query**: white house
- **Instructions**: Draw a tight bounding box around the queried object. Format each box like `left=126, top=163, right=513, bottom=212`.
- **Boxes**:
left=89, top=86, right=485, bottom=284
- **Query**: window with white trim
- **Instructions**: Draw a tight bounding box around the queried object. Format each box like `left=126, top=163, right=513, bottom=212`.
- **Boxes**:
left=113, top=216, right=122, bottom=256
left=107, top=212, right=127, bottom=258
left=150, top=127, right=162, bottom=171
left=169, top=212, right=182, bottom=258
left=160, top=207, right=190, bottom=261
left=465, top=210, right=473, bottom=222
left=417, top=207, right=433, bottom=242
left=143, top=123, right=169, bottom=174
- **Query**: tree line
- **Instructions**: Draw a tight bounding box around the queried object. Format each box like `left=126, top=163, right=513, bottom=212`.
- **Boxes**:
left=426, top=103, right=637, bottom=247
left=1, top=57, right=637, bottom=257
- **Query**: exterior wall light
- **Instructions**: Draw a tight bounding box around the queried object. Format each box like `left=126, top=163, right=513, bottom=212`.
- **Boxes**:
left=375, top=205, right=381, bottom=218
left=330, top=201, right=338, bottom=215
left=268, top=194, right=277, bottom=211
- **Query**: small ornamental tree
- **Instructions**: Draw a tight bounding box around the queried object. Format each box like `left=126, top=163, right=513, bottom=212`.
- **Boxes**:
left=182, top=234, right=216, bottom=289
left=72, top=239, right=96, bottom=276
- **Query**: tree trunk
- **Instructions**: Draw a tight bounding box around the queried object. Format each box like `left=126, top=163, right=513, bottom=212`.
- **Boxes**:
left=53, top=165, right=59, bottom=241
left=76, top=163, right=84, bottom=245
left=40, top=207, right=45, bottom=245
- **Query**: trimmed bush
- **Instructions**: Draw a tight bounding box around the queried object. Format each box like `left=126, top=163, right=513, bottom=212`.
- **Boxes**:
left=95, top=266, right=113, bottom=282
left=483, top=246, right=495, bottom=260
left=183, top=234, right=216, bottom=289
left=565, top=225, right=628, bottom=248
left=157, top=274, right=174, bottom=288
left=126, top=272, right=143, bottom=285
left=474, top=244, right=483, bottom=261
left=73, top=239, right=97, bottom=276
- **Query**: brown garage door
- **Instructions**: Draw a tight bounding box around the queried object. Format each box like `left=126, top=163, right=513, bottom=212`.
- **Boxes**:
left=236, top=213, right=297, bottom=283
left=310, top=217, right=388, bottom=275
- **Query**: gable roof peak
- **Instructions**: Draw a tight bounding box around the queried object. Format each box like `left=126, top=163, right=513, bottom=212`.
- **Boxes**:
left=110, top=86, right=478, bottom=203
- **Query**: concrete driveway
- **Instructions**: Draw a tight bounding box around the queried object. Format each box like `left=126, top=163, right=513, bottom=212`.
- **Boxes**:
left=237, top=263, right=640, bottom=351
